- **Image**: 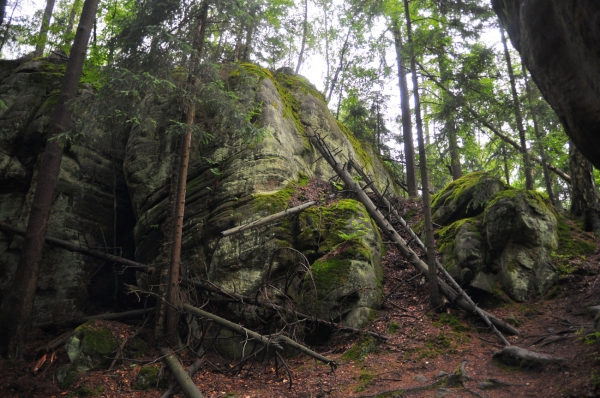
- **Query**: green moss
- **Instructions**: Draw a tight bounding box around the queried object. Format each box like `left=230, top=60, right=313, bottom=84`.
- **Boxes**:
left=136, top=364, right=169, bottom=389
left=335, top=119, right=374, bottom=171
left=435, top=217, right=481, bottom=262
left=439, top=313, right=470, bottom=332
left=298, top=172, right=310, bottom=187
left=504, top=313, right=523, bottom=327
left=341, top=335, right=378, bottom=362
left=75, top=322, right=118, bottom=357
left=550, top=214, right=596, bottom=275
left=431, top=171, right=505, bottom=213
left=355, top=370, right=376, bottom=392
left=237, top=63, right=309, bottom=148
left=387, top=321, right=400, bottom=334
left=252, top=186, right=295, bottom=213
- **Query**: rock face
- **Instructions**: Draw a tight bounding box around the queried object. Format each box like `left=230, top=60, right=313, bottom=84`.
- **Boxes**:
left=492, top=0, right=600, bottom=169
left=434, top=172, right=558, bottom=301
left=0, top=61, right=392, bottom=328
left=0, top=58, right=136, bottom=320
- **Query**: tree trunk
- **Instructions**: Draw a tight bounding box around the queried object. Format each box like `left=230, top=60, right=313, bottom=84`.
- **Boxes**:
left=403, top=0, right=442, bottom=310
left=66, top=0, right=82, bottom=35
left=569, top=141, right=600, bottom=233
left=240, top=7, right=255, bottom=62
left=34, top=0, right=57, bottom=57
left=391, top=19, right=418, bottom=198
left=500, top=27, right=533, bottom=190
left=295, top=0, right=308, bottom=74
left=522, top=64, right=556, bottom=205
left=0, top=0, right=99, bottom=359
left=164, top=1, right=209, bottom=347
left=0, top=0, right=6, bottom=27
left=326, top=26, right=351, bottom=103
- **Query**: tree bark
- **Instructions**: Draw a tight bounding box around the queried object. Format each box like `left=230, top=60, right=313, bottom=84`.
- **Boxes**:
left=0, top=0, right=6, bottom=27
left=403, top=0, right=441, bottom=310
left=0, top=0, right=100, bottom=359
left=391, top=19, right=418, bottom=197
left=34, top=0, right=57, bottom=57
left=160, top=348, right=205, bottom=398
left=501, top=27, right=534, bottom=190
left=569, top=141, right=600, bottom=233
left=295, top=0, right=308, bottom=74
left=326, top=26, right=351, bottom=103
left=164, top=2, right=210, bottom=347
left=522, top=63, right=556, bottom=205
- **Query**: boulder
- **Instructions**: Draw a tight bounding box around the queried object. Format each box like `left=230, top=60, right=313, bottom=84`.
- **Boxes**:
left=65, top=320, right=119, bottom=371
left=436, top=173, right=559, bottom=301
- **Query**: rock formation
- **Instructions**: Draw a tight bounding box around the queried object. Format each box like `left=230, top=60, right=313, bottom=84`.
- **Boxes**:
left=492, top=0, right=600, bottom=168
left=433, top=172, right=558, bottom=301
left=0, top=60, right=393, bottom=328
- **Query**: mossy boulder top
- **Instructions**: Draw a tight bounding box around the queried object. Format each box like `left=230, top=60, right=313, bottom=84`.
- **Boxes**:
left=431, top=171, right=506, bottom=226
left=435, top=173, right=559, bottom=301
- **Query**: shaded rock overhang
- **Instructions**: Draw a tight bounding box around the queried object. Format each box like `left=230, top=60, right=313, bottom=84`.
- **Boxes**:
left=492, top=0, right=600, bottom=169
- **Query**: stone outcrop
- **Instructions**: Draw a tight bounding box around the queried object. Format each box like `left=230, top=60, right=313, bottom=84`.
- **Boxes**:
left=0, top=60, right=393, bottom=328
left=434, top=172, right=558, bottom=301
left=492, top=0, right=600, bottom=169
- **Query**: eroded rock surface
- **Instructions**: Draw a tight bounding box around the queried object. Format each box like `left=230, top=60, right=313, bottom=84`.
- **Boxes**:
left=492, top=0, right=600, bottom=169
left=435, top=173, right=558, bottom=301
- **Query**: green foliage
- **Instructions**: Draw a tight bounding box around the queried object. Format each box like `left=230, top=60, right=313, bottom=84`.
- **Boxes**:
left=438, top=313, right=470, bottom=332
left=341, top=335, right=378, bottom=362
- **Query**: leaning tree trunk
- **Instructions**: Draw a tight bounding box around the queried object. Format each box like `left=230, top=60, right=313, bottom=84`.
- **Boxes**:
left=501, top=27, right=534, bottom=190
left=295, top=0, right=308, bottom=74
left=0, top=0, right=100, bottom=359
left=391, top=18, right=418, bottom=197
left=164, top=1, right=209, bottom=347
left=569, top=141, right=600, bottom=233
left=34, top=0, right=57, bottom=57
left=403, top=0, right=442, bottom=310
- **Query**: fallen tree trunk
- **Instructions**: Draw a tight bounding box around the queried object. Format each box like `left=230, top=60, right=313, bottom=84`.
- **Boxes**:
left=184, top=278, right=389, bottom=341
left=33, top=307, right=156, bottom=329
left=161, top=348, right=205, bottom=398
left=160, top=347, right=205, bottom=398
left=349, top=161, right=510, bottom=345
left=221, top=201, right=317, bottom=237
left=182, top=303, right=337, bottom=369
left=308, top=131, right=519, bottom=336
left=0, top=222, right=155, bottom=273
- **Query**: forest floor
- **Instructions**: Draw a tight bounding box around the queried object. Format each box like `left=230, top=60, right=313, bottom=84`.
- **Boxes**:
left=1, top=199, right=600, bottom=398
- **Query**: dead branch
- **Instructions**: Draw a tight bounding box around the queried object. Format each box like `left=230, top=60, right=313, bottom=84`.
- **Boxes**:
left=0, top=222, right=156, bottom=273
left=33, top=307, right=156, bottom=329
left=184, top=278, right=389, bottom=341
left=160, top=347, right=205, bottom=398
left=182, top=303, right=337, bottom=370
left=161, top=347, right=206, bottom=398
left=307, top=131, right=518, bottom=338
left=221, top=201, right=317, bottom=237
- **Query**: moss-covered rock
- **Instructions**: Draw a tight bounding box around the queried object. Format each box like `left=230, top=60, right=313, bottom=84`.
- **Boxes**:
left=431, top=172, right=506, bottom=226
left=300, top=200, right=383, bottom=328
left=65, top=321, right=119, bottom=371
left=135, top=364, right=169, bottom=389
left=434, top=173, right=561, bottom=302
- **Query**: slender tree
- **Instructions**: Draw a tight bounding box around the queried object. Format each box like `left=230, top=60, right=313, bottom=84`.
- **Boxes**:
left=295, top=0, right=308, bottom=73
left=404, top=0, right=441, bottom=310
left=391, top=18, right=417, bottom=197
left=0, top=0, right=100, bottom=359
left=164, top=1, right=210, bottom=347
left=569, top=141, right=600, bottom=233
left=34, top=0, right=57, bottom=57
left=0, top=0, right=6, bottom=27
left=500, top=27, right=533, bottom=190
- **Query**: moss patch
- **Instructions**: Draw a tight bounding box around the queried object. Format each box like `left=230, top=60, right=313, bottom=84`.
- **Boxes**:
left=438, top=313, right=470, bottom=332
left=336, top=119, right=374, bottom=171
left=341, top=335, right=378, bottom=362
left=552, top=214, right=596, bottom=275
